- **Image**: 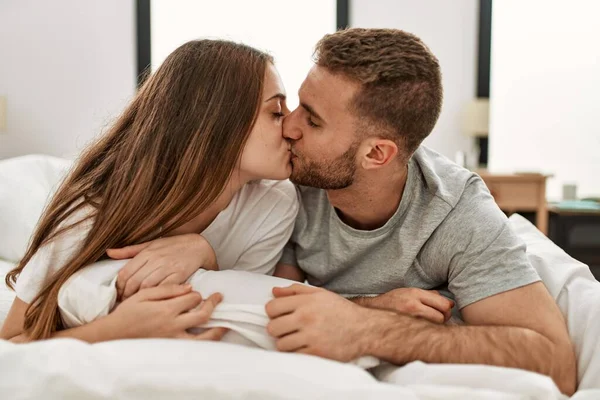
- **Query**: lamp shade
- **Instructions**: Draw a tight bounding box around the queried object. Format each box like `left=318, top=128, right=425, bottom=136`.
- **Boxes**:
left=463, top=98, right=489, bottom=137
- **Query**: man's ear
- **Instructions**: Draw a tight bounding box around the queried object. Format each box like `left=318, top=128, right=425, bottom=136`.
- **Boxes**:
left=360, top=139, right=399, bottom=170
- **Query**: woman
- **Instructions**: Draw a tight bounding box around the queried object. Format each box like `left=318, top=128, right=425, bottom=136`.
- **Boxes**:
left=0, top=39, right=298, bottom=342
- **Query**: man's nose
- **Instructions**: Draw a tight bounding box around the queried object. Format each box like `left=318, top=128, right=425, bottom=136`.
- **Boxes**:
left=282, top=110, right=302, bottom=140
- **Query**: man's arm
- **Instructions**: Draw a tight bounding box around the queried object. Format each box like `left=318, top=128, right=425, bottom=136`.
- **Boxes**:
left=265, top=284, right=577, bottom=396
left=350, top=288, right=454, bottom=324
left=363, top=282, right=576, bottom=395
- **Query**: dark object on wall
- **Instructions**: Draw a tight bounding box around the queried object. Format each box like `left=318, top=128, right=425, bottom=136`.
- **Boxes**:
left=477, top=0, right=492, bottom=98
left=476, top=0, right=492, bottom=166
left=549, top=209, right=600, bottom=280
left=136, top=0, right=151, bottom=87
left=337, top=0, right=349, bottom=30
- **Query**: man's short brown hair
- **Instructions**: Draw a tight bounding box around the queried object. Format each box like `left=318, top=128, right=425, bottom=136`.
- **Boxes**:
left=314, top=28, right=443, bottom=156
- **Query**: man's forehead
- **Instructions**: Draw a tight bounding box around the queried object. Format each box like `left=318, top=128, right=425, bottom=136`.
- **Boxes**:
left=299, top=66, right=359, bottom=112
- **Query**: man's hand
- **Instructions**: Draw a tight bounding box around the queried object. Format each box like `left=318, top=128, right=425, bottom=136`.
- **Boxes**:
left=265, top=284, right=375, bottom=362
left=107, top=284, right=228, bottom=341
left=107, top=234, right=218, bottom=300
left=353, top=288, right=454, bottom=324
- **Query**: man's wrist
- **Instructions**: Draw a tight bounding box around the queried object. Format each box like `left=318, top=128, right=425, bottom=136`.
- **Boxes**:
left=359, top=310, right=428, bottom=363
left=350, top=295, right=378, bottom=308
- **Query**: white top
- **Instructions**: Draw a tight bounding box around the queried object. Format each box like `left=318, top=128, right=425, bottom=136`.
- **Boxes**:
left=15, top=179, right=299, bottom=304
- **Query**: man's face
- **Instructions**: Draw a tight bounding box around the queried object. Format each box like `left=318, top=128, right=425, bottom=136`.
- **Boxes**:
left=283, top=65, right=362, bottom=189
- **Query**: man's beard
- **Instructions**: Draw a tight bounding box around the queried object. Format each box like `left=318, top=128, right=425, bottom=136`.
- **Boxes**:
left=289, top=142, right=359, bottom=190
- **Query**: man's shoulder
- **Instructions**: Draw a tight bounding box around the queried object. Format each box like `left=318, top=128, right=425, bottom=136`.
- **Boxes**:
left=293, top=184, right=329, bottom=205
left=412, top=146, right=485, bottom=209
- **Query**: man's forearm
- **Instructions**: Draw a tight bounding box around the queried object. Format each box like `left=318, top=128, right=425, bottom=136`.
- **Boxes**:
left=360, top=311, right=576, bottom=395
left=349, top=296, right=377, bottom=307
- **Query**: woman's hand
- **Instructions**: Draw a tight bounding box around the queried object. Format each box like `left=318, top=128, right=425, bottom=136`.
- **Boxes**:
left=351, top=288, right=455, bottom=324
left=106, top=284, right=227, bottom=340
left=107, top=234, right=218, bottom=301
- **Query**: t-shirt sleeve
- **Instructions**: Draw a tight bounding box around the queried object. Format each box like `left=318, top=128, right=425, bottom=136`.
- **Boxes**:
left=429, top=176, right=541, bottom=309
left=15, top=213, right=93, bottom=304
left=234, top=185, right=300, bottom=275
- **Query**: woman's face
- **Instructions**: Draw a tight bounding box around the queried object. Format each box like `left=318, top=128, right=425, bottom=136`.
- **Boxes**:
left=239, top=63, right=291, bottom=181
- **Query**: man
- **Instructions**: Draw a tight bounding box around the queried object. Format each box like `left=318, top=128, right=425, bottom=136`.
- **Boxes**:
left=265, top=28, right=576, bottom=395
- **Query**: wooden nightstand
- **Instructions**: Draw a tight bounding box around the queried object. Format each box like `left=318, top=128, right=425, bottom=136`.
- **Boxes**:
left=477, top=172, right=550, bottom=235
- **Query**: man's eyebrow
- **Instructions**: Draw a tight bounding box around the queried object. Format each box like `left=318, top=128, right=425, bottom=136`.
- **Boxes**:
left=265, top=93, right=286, bottom=102
left=300, top=103, right=325, bottom=122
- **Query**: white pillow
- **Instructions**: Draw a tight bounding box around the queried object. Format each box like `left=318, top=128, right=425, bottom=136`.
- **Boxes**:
left=0, top=259, right=17, bottom=326
left=58, top=261, right=380, bottom=369
left=0, top=155, right=71, bottom=262
left=508, top=214, right=600, bottom=389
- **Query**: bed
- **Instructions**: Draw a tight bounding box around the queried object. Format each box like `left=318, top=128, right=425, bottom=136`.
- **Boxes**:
left=1, top=155, right=600, bottom=399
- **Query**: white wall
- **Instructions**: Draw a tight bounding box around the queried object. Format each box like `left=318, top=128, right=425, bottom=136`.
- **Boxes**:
left=151, top=0, right=336, bottom=110
left=351, top=0, right=479, bottom=160
left=0, top=0, right=136, bottom=160
left=489, top=0, right=600, bottom=200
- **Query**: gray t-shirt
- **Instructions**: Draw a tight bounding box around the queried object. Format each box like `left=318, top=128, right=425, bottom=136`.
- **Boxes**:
left=280, top=146, right=540, bottom=309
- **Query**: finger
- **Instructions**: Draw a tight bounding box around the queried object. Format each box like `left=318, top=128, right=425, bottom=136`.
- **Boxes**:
left=167, top=291, right=205, bottom=314
left=116, top=258, right=148, bottom=297
left=275, top=333, right=307, bottom=352
left=176, top=293, right=223, bottom=328
left=420, top=291, right=455, bottom=314
left=297, top=347, right=316, bottom=356
left=272, top=284, right=319, bottom=298
left=134, top=284, right=192, bottom=301
left=265, top=295, right=307, bottom=318
left=194, top=327, right=229, bottom=341
left=266, top=314, right=299, bottom=338
left=139, top=266, right=177, bottom=291
left=123, top=261, right=165, bottom=299
left=413, top=305, right=445, bottom=324
left=107, top=241, right=153, bottom=260
left=159, top=273, right=187, bottom=286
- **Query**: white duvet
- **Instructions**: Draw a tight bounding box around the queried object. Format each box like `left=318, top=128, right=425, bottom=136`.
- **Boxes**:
left=56, top=259, right=380, bottom=368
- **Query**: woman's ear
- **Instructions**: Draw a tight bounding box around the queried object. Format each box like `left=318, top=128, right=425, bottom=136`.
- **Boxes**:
left=361, top=139, right=399, bottom=170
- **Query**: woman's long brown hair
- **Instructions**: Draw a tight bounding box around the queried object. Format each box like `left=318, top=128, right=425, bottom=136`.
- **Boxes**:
left=5, top=39, right=273, bottom=340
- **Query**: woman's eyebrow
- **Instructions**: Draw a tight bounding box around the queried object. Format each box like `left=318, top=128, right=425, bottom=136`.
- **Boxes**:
left=265, top=93, right=286, bottom=102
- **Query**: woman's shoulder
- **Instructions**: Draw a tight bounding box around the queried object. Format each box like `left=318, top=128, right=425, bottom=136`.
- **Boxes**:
left=240, top=179, right=299, bottom=209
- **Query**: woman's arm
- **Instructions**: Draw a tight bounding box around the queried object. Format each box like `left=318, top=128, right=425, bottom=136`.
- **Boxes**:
left=1, top=297, right=116, bottom=343
left=273, top=263, right=305, bottom=282
left=1, top=285, right=227, bottom=343
left=0, top=297, right=28, bottom=340
left=107, top=234, right=218, bottom=300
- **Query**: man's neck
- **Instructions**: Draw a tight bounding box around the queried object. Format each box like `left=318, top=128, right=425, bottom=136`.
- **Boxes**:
left=326, top=164, right=409, bottom=231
